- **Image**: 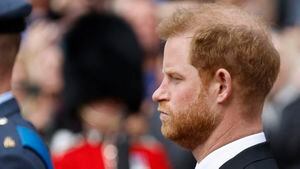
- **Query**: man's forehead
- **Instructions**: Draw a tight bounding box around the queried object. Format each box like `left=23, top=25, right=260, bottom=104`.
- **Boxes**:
left=162, top=34, right=194, bottom=70
left=162, top=62, right=196, bottom=74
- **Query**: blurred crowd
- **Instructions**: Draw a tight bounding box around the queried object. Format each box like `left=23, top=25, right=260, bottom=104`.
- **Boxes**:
left=10, top=0, right=300, bottom=169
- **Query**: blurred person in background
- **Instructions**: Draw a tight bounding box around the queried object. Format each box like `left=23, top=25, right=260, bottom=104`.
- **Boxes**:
left=112, top=0, right=160, bottom=107
left=276, top=0, right=300, bottom=28
left=152, top=3, right=280, bottom=169
left=263, top=29, right=300, bottom=137
left=263, top=27, right=300, bottom=169
left=12, top=20, right=63, bottom=140
left=0, top=0, right=53, bottom=169
left=48, top=0, right=113, bottom=30
left=54, top=12, right=170, bottom=169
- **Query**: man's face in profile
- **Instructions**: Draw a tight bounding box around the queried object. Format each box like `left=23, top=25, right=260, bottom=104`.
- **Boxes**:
left=152, top=34, right=219, bottom=149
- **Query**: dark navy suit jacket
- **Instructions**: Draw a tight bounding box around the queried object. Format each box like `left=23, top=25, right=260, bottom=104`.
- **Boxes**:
left=220, top=142, right=279, bottom=169
left=0, top=97, right=53, bottom=169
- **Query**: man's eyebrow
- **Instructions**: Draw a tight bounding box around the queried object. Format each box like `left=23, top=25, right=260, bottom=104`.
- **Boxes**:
left=163, top=68, right=183, bottom=76
left=162, top=67, right=176, bottom=74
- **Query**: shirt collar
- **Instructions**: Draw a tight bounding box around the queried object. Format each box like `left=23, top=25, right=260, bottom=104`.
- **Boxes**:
left=0, top=91, right=14, bottom=105
left=195, top=132, right=266, bottom=169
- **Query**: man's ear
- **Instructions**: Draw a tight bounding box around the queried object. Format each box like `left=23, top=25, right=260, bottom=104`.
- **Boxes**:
left=212, top=68, right=232, bottom=103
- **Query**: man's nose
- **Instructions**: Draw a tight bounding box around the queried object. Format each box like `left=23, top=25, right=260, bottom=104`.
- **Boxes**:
left=152, top=80, right=168, bottom=102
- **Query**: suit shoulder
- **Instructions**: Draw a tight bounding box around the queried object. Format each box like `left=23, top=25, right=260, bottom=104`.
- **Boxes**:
left=221, top=142, right=280, bottom=169
left=245, top=158, right=279, bottom=169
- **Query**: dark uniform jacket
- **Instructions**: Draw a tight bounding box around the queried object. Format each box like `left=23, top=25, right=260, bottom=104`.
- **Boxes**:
left=0, top=97, right=53, bottom=169
left=220, top=142, right=279, bottom=169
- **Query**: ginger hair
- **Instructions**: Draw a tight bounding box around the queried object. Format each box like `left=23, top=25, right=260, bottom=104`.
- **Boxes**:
left=158, top=3, right=280, bottom=102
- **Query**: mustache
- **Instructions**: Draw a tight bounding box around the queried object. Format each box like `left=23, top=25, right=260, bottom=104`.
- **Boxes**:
left=157, top=102, right=171, bottom=113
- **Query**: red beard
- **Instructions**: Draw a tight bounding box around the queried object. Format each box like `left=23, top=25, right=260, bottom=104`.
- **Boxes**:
left=158, top=92, right=220, bottom=150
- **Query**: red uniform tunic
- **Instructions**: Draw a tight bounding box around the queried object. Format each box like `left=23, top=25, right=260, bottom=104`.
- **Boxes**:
left=54, top=140, right=170, bottom=169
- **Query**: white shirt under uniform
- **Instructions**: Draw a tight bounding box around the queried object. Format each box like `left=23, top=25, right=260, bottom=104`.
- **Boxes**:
left=195, top=132, right=266, bottom=169
left=0, top=91, right=13, bottom=105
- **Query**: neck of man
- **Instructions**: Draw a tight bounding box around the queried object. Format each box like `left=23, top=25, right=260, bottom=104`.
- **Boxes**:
left=192, top=103, right=263, bottom=162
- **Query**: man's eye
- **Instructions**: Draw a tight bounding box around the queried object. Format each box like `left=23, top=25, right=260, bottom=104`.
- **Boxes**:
left=170, top=75, right=182, bottom=81
left=172, top=77, right=181, bottom=80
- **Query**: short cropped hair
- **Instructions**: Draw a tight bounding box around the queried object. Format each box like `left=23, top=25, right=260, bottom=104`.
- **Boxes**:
left=158, top=3, right=280, bottom=102
left=62, top=12, right=144, bottom=115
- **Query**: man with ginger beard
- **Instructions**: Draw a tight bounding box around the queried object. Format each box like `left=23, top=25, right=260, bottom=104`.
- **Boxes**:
left=152, top=3, right=280, bottom=169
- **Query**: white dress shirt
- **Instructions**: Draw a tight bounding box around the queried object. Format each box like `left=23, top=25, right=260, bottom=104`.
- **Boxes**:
left=195, top=132, right=266, bottom=169
left=0, top=91, right=13, bottom=105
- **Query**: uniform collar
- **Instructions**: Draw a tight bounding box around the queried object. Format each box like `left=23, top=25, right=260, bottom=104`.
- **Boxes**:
left=0, top=91, right=14, bottom=105
left=0, top=92, right=20, bottom=117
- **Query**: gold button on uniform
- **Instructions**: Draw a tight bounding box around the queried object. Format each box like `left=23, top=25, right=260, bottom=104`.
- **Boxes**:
left=3, top=136, right=16, bottom=148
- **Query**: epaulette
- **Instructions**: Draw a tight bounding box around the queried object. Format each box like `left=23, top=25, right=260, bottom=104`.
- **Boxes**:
left=17, top=125, right=54, bottom=169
